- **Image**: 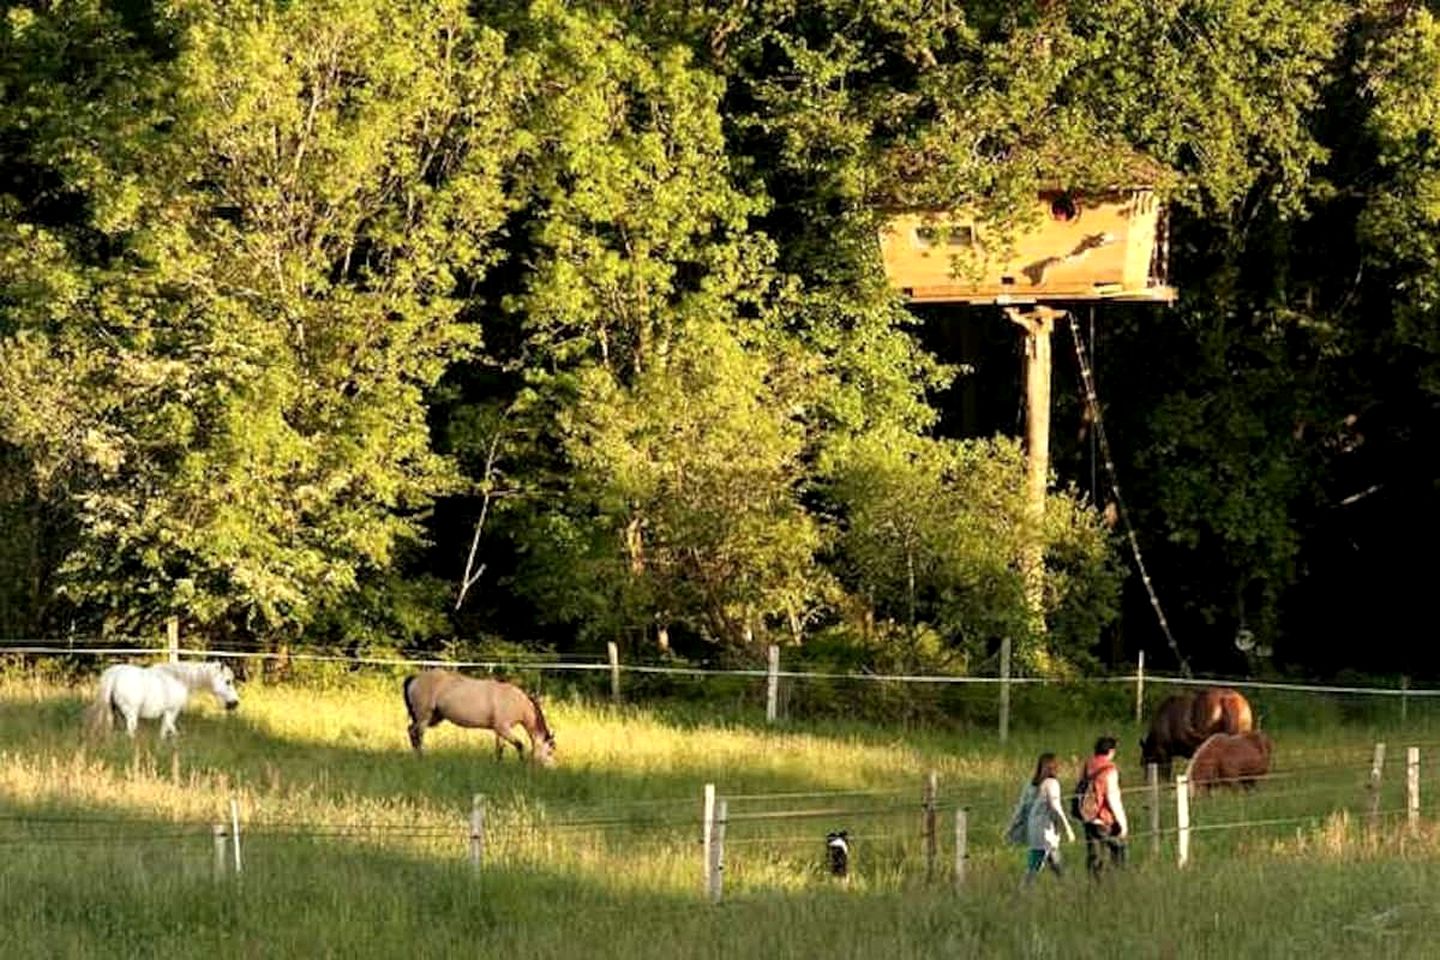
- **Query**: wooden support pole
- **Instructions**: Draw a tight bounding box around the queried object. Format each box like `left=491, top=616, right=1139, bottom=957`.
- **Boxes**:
left=710, top=798, right=727, bottom=903
left=1175, top=774, right=1190, bottom=869
left=166, top=616, right=179, bottom=664
left=953, top=808, right=968, bottom=891
left=766, top=644, right=780, bottom=725
left=923, top=771, right=938, bottom=883
left=1135, top=650, right=1146, bottom=724
left=607, top=641, right=621, bottom=705
left=1147, top=762, right=1160, bottom=859
left=213, top=824, right=227, bottom=877
left=470, top=794, right=486, bottom=870
left=702, top=783, right=715, bottom=898
left=1006, top=306, right=1062, bottom=637
left=998, top=636, right=1011, bottom=744
left=1368, top=742, right=1386, bottom=833
left=1401, top=676, right=1410, bottom=725
left=229, top=797, right=243, bottom=875
left=1407, top=747, right=1420, bottom=835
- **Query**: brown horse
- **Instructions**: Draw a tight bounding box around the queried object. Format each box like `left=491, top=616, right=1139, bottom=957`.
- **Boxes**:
left=1186, top=731, right=1273, bottom=796
left=1140, top=687, right=1253, bottom=776
left=402, top=669, right=556, bottom=766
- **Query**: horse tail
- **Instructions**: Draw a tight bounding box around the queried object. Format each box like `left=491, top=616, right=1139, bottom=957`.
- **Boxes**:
left=85, top=667, right=118, bottom=736
left=1228, top=691, right=1254, bottom=734
left=402, top=675, right=419, bottom=726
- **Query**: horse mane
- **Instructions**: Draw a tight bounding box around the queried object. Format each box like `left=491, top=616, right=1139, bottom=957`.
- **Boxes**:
left=155, top=660, right=204, bottom=681
left=154, top=660, right=227, bottom=686
left=526, top=690, right=554, bottom=744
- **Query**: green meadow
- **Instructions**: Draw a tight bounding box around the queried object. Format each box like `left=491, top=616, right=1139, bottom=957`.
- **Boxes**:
left=3, top=668, right=1440, bottom=959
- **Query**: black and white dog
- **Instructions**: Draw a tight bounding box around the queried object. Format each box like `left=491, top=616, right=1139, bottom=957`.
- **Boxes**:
left=826, top=830, right=850, bottom=879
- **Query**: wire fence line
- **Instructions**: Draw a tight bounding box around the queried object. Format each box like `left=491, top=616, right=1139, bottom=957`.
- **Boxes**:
left=0, top=750, right=1428, bottom=898
left=2, top=646, right=1435, bottom=889
left=0, top=643, right=1117, bottom=684
left=2, top=641, right=1434, bottom=698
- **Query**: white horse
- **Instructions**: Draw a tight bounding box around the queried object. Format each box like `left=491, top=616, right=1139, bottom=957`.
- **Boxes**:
left=86, top=661, right=240, bottom=739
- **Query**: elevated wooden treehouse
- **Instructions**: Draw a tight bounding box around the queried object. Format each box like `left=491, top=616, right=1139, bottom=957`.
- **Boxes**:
left=878, top=188, right=1174, bottom=305
left=878, top=186, right=1176, bottom=717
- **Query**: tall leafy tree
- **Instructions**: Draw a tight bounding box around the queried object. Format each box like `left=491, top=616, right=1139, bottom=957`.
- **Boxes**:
left=492, top=3, right=827, bottom=651
left=0, top=0, right=522, bottom=639
left=825, top=429, right=1119, bottom=673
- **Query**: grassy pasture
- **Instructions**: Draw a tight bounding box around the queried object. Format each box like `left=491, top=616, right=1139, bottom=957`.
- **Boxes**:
left=3, top=667, right=1440, bottom=958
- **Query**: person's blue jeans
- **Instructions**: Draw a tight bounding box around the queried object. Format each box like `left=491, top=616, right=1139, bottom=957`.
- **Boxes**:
left=1024, top=847, right=1063, bottom=884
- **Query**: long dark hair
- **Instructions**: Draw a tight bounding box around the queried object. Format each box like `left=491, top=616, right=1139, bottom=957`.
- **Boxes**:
left=1031, top=752, right=1059, bottom=786
left=527, top=691, right=555, bottom=746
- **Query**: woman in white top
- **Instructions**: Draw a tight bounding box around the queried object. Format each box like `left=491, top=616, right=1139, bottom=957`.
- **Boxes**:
left=1006, top=752, right=1076, bottom=885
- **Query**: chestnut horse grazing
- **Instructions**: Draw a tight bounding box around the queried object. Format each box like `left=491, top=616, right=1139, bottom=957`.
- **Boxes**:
left=402, top=669, right=556, bottom=766
left=1186, top=731, right=1273, bottom=796
left=1140, top=687, right=1253, bottom=775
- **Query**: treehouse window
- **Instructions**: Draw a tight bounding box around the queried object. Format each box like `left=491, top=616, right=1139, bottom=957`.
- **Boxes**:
left=1049, top=193, right=1080, bottom=222
left=914, top=225, right=975, bottom=248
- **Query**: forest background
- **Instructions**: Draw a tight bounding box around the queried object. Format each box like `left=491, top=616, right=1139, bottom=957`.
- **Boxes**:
left=3, top=0, right=1437, bottom=685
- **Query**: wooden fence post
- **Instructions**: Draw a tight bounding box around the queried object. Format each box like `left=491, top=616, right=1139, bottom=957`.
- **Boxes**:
left=1147, top=762, right=1160, bottom=859
left=710, top=798, right=727, bottom=903
left=607, top=642, right=621, bottom=705
left=470, top=794, right=486, bottom=870
left=1135, top=650, right=1145, bottom=724
left=1368, top=742, right=1386, bottom=833
left=229, top=797, right=243, bottom=875
left=166, top=616, right=179, bottom=664
left=766, top=645, right=780, bottom=725
left=1407, top=747, right=1420, bottom=835
left=998, top=636, right=1011, bottom=743
left=1175, top=774, right=1190, bottom=869
left=1401, top=676, right=1409, bottom=725
left=953, top=808, right=968, bottom=891
left=213, top=823, right=227, bottom=877
left=924, top=772, right=939, bottom=879
left=702, top=783, right=715, bottom=898
left=923, top=771, right=938, bottom=883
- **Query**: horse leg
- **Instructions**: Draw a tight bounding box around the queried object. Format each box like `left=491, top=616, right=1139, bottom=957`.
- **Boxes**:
left=159, top=710, right=179, bottom=740
left=494, top=730, right=524, bottom=761
left=122, top=708, right=139, bottom=739
left=408, top=722, right=425, bottom=754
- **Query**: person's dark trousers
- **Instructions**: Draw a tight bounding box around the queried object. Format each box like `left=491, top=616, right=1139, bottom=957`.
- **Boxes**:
left=1083, top=821, right=1126, bottom=877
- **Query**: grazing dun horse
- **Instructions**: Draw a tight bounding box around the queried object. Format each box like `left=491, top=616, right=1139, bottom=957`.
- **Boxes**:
left=403, top=669, right=556, bottom=766
left=86, top=661, right=240, bottom=739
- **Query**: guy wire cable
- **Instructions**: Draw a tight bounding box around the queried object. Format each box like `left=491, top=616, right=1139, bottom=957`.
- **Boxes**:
left=1069, top=307, right=1192, bottom=678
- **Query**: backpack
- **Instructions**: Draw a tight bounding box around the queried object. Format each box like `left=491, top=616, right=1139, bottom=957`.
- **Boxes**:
left=1071, top=764, right=1107, bottom=823
left=1005, top=784, right=1037, bottom=845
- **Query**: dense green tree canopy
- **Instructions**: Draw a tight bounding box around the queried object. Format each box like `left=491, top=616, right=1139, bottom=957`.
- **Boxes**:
left=3, top=0, right=1438, bottom=681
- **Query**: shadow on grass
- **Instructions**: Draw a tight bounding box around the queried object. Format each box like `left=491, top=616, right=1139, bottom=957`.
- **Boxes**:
left=4, top=787, right=1440, bottom=960
left=0, top=787, right=725, bottom=960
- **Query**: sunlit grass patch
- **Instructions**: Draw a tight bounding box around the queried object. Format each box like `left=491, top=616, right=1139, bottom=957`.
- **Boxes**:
left=5, top=671, right=1440, bottom=958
